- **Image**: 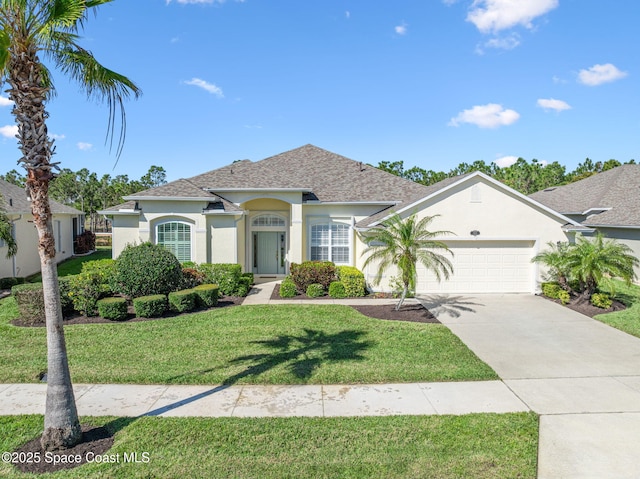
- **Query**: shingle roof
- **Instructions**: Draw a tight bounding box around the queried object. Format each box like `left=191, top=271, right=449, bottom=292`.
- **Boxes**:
left=120, top=144, right=434, bottom=217
left=0, top=179, right=82, bottom=215
left=529, top=164, right=640, bottom=227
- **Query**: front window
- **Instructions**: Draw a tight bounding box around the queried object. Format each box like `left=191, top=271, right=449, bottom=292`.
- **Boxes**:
left=310, top=222, right=350, bottom=264
left=157, top=221, right=191, bottom=262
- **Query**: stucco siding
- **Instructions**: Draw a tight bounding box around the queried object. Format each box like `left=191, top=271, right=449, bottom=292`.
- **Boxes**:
left=595, top=227, right=640, bottom=280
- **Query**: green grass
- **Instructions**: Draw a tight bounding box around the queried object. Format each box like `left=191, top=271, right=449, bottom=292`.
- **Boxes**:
left=0, top=300, right=496, bottom=384
left=0, top=413, right=538, bottom=478
left=26, top=247, right=112, bottom=282
left=595, top=280, right=640, bottom=338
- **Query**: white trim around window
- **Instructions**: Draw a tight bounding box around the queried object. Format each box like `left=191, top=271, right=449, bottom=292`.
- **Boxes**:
left=155, top=219, right=193, bottom=262
left=308, top=217, right=352, bottom=265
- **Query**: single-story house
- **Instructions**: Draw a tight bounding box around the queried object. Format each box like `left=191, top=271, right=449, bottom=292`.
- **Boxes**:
left=101, top=144, right=590, bottom=294
left=530, top=164, right=640, bottom=279
left=0, top=179, right=84, bottom=278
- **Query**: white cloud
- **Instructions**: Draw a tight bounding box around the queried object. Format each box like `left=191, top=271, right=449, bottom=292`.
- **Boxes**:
left=475, top=33, right=520, bottom=53
left=0, top=125, right=17, bottom=138
left=449, top=103, right=520, bottom=128
left=77, top=142, right=93, bottom=151
left=537, top=98, right=571, bottom=112
left=467, top=0, right=559, bottom=34
left=0, top=96, right=13, bottom=107
left=50, top=133, right=65, bottom=140
left=345, top=11, right=350, bottom=19
left=395, top=23, right=408, bottom=35
left=578, top=63, right=628, bottom=86
left=494, top=155, right=518, bottom=168
left=184, top=78, right=224, bottom=98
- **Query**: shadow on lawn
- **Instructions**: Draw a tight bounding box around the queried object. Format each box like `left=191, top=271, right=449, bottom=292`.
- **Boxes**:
left=144, top=328, right=373, bottom=416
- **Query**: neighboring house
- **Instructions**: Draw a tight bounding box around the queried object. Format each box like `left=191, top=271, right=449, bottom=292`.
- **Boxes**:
left=530, top=164, right=640, bottom=279
left=101, top=144, right=589, bottom=294
left=0, top=179, right=84, bottom=278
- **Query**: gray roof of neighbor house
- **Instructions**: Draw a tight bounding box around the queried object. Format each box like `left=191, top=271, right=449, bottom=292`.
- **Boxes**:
left=0, top=179, right=82, bottom=215
left=110, top=144, right=434, bottom=219
left=529, top=164, right=640, bottom=227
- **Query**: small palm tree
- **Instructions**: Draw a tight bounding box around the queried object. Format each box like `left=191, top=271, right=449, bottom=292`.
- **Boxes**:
left=567, top=233, right=638, bottom=302
left=0, top=196, right=17, bottom=257
left=531, top=241, right=572, bottom=292
left=361, top=213, right=454, bottom=310
left=0, top=0, right=140, bottom=450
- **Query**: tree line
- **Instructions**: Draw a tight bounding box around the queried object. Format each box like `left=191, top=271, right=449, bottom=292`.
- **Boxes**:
left=0, top=165, right=167, bottom=231
left=376, top=157, right=636, bottom=194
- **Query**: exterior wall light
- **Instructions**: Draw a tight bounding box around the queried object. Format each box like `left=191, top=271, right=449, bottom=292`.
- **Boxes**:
left=470, top=230, right=480, bottom=236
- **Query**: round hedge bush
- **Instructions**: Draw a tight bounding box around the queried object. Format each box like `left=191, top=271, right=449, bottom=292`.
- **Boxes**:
left=112, top=242, right=183, bottom=298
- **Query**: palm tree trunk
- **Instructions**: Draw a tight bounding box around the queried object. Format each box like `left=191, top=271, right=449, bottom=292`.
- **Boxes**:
left=8, top=42, right=81, bottom=451
left=396, top=286, right=408, bottom=311
left=30, top=179, right=82, bottom=451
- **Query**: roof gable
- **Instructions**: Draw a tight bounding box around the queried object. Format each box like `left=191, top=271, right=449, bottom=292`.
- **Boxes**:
left=357, top=171, right=584, bottom=229
left=530, top=164, right=640, bottom=227
left=0, top=179, right=82, bottom=215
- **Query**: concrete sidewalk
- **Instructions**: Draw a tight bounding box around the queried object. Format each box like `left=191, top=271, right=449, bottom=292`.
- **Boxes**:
left=0, top=381, right=528, bottom=418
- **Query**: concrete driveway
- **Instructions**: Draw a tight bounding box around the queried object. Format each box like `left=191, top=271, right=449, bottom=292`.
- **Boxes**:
left=419, top=294, right=640, bottom=479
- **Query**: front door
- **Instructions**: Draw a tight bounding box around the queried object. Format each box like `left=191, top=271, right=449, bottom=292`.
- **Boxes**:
left=255, top=231, right=285, bottom=274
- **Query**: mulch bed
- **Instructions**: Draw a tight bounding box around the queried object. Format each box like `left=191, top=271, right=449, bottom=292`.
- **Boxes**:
left=10, top=295, right=244, bottom=327
left=540, top=294, right=626, bottom=318
left=12, top=425, right=114, bottom=474
left=270, top=284, right=439, bottom=323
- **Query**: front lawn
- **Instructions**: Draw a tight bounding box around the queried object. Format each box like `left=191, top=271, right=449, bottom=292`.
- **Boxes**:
left=595, top=280, right=640, bottom=338
left=0, top=413, right=538, bottom=478
left=0, top=300, right=496, bottom=384
left=26, top=247, right=112, bottom=282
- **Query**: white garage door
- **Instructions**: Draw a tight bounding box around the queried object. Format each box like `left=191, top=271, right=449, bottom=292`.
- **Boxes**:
left=416, top=240, right=535, bottom=294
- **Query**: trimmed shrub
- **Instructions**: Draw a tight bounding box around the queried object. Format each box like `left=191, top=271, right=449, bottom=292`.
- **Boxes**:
left=235, top=276, right=252, bottom=297
left=97, top=297, right=128, bottom=321
left=279, top=277, right=297, bottom=298
left=112, top=242, right=183, bottom=298
left=133, top=294, right=168, bottom=318
left=181, top=267, right=205, bottom=289
left=557, top=290, right=570, bottom=305
left=591, top=292, right=613, bottom=309
left=58, top=276, right=75, bottom=316
left=242, top=272, right=254, bottom=285
left=181, top=261, right=197, bottom=269
left=193, top=284, right=219, bottom=308
left=328, top=281, right=347, bottom=299
left=290, top=261, right=336, bottom=292
left=541, top=282, right=562, bottom=299
left=168, top=289, right=197, bottom=313
left=69, top=259, right=116, bottom=316
left=541, top=282, right=570, bottom=304
left=74, top=230, right=96, bottom=254
left=306, top=283, right=324, bottom=298
left=11, top=283, right=45, bottom=325
left=336, top=266, right=366, bottom=297
left=0, top=277, right=19, bottom=290
left=197, top=263, right=242, bottom=296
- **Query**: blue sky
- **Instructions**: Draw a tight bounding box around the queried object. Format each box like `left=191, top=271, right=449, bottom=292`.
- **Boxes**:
left=0, top=0, right=638, bottom=182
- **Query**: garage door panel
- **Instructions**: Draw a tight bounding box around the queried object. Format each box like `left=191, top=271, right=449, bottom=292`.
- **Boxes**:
left=417, top=240, right=534, bottom=294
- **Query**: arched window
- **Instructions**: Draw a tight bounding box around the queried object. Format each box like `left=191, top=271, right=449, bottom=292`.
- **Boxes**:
left=252, top=214, right=286, bottom=228
left=310, top=222, right=350, bottom=264
left=157, top=221, right=192, bottom=262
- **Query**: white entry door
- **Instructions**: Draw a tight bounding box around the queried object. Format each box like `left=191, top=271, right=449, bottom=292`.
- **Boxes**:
left=255, top=231, right=285, bottom=274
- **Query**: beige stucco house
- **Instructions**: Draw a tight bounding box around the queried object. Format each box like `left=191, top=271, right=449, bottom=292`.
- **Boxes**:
left=101, top=145, right=589, bottom=294
left=530, top=164, right=640, bottom=279
left=0, top=179, right=84, bottom=278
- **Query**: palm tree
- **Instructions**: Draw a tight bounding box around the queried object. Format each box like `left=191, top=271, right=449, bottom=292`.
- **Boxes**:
left=361, top=213, right=454, bottom=310
left=0, top=0, right=140, bottom=450
left=567, top=233, right=638, bottom=302
left=531, top=241, right=572, bottom=292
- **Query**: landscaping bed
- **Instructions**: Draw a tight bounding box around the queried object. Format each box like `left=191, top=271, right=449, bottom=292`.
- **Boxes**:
left=271, top=283, right=439, bottom=323
left=540, top=294, right=626, bottom=318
